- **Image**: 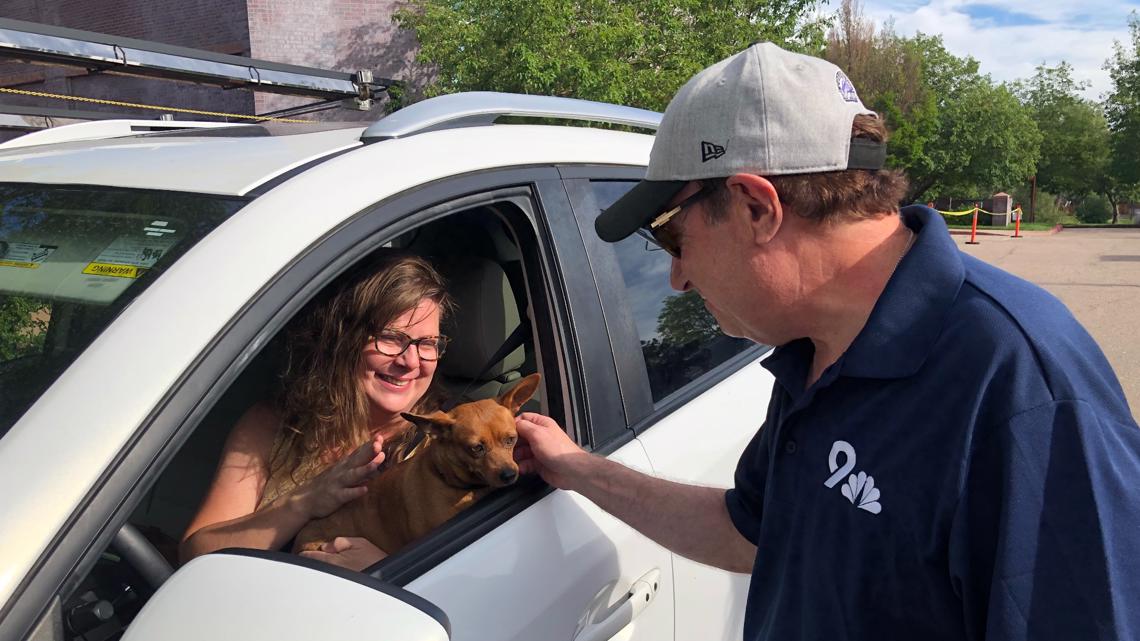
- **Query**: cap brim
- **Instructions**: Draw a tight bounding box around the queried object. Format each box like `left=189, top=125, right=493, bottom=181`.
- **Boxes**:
left=594, top=179, right=687, bottom=242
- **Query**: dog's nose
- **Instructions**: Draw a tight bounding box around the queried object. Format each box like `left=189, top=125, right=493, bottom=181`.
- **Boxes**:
left=500, top=468, right=518, bottom=484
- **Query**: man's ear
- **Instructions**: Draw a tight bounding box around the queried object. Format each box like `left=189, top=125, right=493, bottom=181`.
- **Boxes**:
left=496, top=373, right=542, bottom=415
left=726, top=173, right=782, bottom=245
left=401, top=411, right=455, bottom=438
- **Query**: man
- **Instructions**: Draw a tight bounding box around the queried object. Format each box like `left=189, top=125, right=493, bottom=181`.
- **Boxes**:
left=514, top=42, right=1140, bottom=640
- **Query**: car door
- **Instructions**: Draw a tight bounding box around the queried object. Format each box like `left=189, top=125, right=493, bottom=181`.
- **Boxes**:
left=392, top=175, right=675, bottom=641
left=563, top=170, right=776, bottom=641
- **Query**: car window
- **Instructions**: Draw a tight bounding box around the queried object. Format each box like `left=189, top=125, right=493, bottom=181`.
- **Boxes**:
left=0, top=184, right=247, bottom=438
left=587, top=180, right=752, bottom=403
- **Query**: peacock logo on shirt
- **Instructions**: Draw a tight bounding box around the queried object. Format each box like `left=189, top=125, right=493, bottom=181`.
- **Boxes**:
left=823, top=440, right=882, bottom=514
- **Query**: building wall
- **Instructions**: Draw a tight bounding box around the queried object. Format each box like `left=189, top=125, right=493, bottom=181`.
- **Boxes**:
left=246, top=0, right=425, bottom=120
left=0, top=0, right=252, bottom=121
left=0, top=0, right=424, bottom=126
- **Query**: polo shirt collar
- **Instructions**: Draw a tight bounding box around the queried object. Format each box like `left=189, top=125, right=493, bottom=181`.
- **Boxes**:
left=762, top=206, right=965, bottom=388
left=841, top=205, right=965, bottom=379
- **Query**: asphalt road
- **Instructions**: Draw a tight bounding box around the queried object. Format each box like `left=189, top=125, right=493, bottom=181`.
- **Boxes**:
left=950, top=227, right=1140, bottom=419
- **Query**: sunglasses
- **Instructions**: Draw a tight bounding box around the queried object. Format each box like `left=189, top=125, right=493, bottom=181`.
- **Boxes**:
left=636, top=186, right=712, bottom=258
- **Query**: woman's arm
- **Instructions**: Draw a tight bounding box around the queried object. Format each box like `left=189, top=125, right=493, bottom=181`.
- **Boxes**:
left=179, top=404, right=387, bottom=564
left=179, top=403, right=304, bottom=563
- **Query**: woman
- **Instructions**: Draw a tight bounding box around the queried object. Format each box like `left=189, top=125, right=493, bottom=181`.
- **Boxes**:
left=180, top=251, right=453, bottom=570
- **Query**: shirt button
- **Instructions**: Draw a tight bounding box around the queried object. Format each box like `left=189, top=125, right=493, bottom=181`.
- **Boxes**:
left=785, top=440, right=797, bottom=454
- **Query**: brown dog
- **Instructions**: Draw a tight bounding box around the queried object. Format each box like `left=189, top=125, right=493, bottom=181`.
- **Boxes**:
left=294, top=373, right=541, bottom=556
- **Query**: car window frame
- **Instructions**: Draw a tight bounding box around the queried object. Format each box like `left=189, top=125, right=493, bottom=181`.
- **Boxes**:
left=1, top=167, right=619, bottom=641
left=560, top=167, right=771, bottom=437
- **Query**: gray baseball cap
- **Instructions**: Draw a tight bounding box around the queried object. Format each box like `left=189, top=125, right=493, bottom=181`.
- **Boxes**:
left=595, top=42, right=885, bottom=242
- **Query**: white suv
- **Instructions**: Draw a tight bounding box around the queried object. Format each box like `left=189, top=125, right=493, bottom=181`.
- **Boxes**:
left=0, top=92, right=774, bottom=641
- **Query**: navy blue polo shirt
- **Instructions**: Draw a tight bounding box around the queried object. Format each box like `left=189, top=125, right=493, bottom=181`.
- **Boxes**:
left=725, top=206, right=1140, bottom=641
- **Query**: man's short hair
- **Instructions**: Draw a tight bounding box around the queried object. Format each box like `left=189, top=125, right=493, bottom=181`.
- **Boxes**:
left=702, top=114, right=909, bottom=225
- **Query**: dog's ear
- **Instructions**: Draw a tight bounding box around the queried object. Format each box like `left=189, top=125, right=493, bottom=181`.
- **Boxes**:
left=496, top=373, right=542, bottom=415
left=401, top=411, right=455, bottom=438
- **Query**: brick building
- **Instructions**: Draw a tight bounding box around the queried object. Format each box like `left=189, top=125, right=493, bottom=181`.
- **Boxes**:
left=0, top=0, right=423, bottom=127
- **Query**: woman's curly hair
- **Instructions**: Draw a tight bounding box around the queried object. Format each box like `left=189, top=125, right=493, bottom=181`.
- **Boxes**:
left=266, top=250, right=453, bottom=489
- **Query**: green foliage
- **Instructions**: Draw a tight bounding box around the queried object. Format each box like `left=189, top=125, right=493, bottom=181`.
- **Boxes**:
left=1075, top=194, right=1113, bottom=224
left=1105, top=14, right=1140, bottom=186
left=655, top=290, right=720, bottom=346
left=920, top=78, right=1040, bottom=201
left=1012, top=63, right=1110, bottom=199
left=396, top=0, right=828, bottom=111
left=1007, top=186, right=1071, bottom=225
left=0, top=296, right=48, bottom=362
left=1103, top=13, right=1140, bottom=222
left=823, top=4, right=1040, bottom=203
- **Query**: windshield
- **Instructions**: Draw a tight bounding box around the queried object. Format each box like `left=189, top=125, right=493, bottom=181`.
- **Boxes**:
left=0, top=184, right=247, bottom=437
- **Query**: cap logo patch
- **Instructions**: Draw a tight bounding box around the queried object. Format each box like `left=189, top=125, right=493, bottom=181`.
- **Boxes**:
left=836, top=71, right=860, bottom=103
left=701, top=141, right=726, bottom=162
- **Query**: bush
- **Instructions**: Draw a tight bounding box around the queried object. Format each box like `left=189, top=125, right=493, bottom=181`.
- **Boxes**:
left=1075, top=194, right=1112, bottom=224
left=1009, top=187, right=1070, bottom=224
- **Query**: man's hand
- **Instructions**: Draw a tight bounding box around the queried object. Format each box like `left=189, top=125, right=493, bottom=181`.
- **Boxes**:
left=514, top=412, right=592, bottom=490
left=299, top=536, right=387, bottom=571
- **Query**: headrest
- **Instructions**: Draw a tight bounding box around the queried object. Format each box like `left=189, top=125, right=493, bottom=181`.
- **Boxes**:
left=437, top=256, right=525, bottom=381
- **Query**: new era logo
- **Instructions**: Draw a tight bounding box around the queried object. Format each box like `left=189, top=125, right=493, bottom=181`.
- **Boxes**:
left=701, top=141, right=725, bottom=162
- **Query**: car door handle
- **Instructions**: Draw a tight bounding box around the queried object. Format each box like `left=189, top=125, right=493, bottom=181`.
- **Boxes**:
left=573, top=569, right=661, bottom=641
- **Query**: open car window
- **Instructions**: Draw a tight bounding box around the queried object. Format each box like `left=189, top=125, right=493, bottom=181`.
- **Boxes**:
left=0, top=184, right=247, bottom=438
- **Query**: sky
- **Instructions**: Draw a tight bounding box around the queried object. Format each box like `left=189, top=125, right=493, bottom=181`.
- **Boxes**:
left=844, top=0, right=1140, bottom=100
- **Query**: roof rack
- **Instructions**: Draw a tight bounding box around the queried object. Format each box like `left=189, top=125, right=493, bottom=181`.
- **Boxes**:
left=0, top=119, right=237, bottom=150
left=361, top=91, right=661, bottom=142
left=0, top=18, right=395, bottom=109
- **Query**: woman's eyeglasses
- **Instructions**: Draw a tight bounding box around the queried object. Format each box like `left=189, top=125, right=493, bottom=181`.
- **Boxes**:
left=371, top=329, right=450, bottom=361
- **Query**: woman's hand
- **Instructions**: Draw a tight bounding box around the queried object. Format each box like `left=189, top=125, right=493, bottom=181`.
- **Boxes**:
left=300, top=536, right=388, bottom=571
left=291, top=434, right=385, bottom=520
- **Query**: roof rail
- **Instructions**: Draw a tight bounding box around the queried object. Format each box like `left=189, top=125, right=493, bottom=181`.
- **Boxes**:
left=0, top=120, right=237, bottom=150
left=361, top=92, right=661, bottom=142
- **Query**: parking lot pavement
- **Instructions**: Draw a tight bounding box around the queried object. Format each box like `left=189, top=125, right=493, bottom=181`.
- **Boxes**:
left=950, top=227, right=1140, bottom=419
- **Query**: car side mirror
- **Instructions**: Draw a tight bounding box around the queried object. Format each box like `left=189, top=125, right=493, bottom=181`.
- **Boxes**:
left=120, top=550, right=449, bottom=641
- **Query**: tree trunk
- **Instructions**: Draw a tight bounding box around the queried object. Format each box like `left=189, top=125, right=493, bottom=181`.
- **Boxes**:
left=1104, top=191, right=1120, bottom=225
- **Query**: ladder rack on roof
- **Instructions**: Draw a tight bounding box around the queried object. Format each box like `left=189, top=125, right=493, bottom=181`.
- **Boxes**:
left=361, top=91, right=661, bottom=142
left=0, top=18, right=396, bottom=110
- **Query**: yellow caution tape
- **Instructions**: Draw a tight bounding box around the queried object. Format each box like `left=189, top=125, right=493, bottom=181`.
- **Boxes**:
left=936, top=206, right=1024, bottom=217
left=0, top=86, right=311, bottom=123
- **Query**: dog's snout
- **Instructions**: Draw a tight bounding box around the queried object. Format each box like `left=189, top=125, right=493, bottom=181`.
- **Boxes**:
left=499, top=468, right=519, bottom=484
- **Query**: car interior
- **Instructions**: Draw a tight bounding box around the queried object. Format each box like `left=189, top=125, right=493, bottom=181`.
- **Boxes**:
left=56, top=199, right=555, bottom=640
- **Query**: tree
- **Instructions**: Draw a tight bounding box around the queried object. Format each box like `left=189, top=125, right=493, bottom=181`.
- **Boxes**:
left=1013, top=63, right=1111, bottom=202
left=824, top=2, right=1040, bottom=203
left=921, top=78, right=1041, bottom=200
left=656, top=290, right=720, bottom=346
left=1104, top=12, right=1140, bottom=223
left=397, top=0, right=828, bottom=111
left=0, top=296, right=47, bottom=362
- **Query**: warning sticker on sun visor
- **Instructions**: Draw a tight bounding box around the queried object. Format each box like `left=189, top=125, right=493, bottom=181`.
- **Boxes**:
left=82, top=232, right=179, bottom=280
left=0, top=240, right=58, bottom=269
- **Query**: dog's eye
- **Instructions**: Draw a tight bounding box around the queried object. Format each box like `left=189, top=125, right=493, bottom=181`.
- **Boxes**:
left=469, top=443, right=485, bottom=456
left=504, top=436, right=517, bottom=446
